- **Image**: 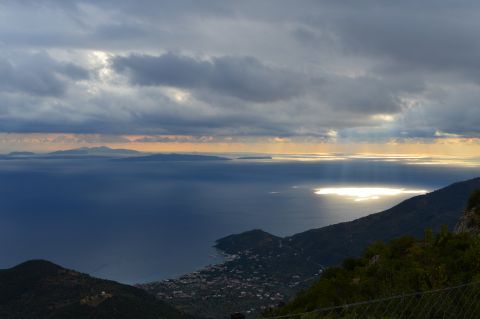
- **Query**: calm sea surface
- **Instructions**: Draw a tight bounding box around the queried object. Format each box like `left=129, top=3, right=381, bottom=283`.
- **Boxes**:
left=0, top=158, right=479, bottom=283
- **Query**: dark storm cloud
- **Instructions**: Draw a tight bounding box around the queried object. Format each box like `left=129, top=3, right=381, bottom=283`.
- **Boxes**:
left=317, top=76, right=410, bottom=115
left=93, top=24, right=147, bottom=40
left=0, top=52, right=88, bottom=96
left=400, top=87, right=480, bottom=137
left=0, top=0, right=479, bottom=139
left=330, top=10, right=480, bottom=81
left=112, top=53, right=303, bottom=102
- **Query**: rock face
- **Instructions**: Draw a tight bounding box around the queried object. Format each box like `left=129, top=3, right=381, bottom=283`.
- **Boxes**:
left=454, top=210, right=480, bottom=234
left=454, top=190, right=480, bottom=235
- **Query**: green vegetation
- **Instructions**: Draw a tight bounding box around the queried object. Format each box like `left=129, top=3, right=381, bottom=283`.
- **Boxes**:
left=269, top=228, right=480, bottom=317
left=147, top=179, right=480, bottom=318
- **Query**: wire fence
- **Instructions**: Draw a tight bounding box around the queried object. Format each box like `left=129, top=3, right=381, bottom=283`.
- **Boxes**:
left=267, top=281, right=480, bottom=319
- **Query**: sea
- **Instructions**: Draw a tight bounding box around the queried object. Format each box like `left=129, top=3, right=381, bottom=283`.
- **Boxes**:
left=0, top=156, right=479, bottom=283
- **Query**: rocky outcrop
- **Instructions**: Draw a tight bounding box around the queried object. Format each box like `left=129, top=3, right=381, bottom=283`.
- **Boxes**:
left=454, top=209, right=480, bottom=235
left=454, top=190, right=480, bottom=235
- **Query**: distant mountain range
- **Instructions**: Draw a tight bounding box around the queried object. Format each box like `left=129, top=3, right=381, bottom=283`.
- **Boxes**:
left=0, top=146, right=143, bottom=158
left=236, top=156, right=272, bottom=160
left=0, top=260, right=196, bottom=319
left=7, top=151, right=36, bottom=156
left=47, top=146, right=142, bottom=157
left=116, top=153, right=231, bottom=162
left=1, top=147, right=233, bottom=162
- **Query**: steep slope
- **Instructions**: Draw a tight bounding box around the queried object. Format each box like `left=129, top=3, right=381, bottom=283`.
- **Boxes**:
left=219, top=177, right=480, bottom=269
left=269, top=230, right=480, bottom=318
left=286, top=177, right=480, bottom=266
left=455, top=189, right=480, bottom=235
left=269, top=189, right=480, bottom=318
left=0, top=260, right=195, bottom=319
left=142, top=177, right=480, bottom=318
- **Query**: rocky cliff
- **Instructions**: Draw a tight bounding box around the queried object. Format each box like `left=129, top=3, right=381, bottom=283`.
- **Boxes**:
left=455, top=189, right=480, bottom=235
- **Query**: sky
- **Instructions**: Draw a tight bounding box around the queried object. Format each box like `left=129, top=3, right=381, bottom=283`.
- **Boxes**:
left=0, top=0, right=480, bottom=155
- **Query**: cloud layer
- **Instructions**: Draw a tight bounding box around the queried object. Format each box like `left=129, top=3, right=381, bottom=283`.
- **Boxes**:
left=112, top=53, right=303, bottom=102
left=0, top=0, right=479, bottom=141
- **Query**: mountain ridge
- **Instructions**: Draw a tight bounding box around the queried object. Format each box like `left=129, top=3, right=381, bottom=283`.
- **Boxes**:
left=116, top=153, right=231, bottom=162
left=0, top=259, right=196, bottom=319
left=269, top=183, right=480, bottom=318
left=48, top=146, right=142, bottom=157
left=218, top=177, right=480, bottom=266
left=144, top=177, right=480, bottom=317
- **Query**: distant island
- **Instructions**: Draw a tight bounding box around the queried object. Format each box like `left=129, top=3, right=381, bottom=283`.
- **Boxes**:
left=237, top=156, right=272, bottom=160
left=48, top=146, right=142, bottom=157
left=0, top=147, right=233, bottom=162
left=7, top=151, right=36, bottom=156
left=0, top=147, right=144, bottom=159
left=116, top=153, right=231, bottom=162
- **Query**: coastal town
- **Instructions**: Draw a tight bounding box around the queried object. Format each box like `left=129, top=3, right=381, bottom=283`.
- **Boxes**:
left=140, top=233, right=323, bottom=318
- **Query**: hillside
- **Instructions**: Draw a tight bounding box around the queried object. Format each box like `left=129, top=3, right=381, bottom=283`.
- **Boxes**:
left=215, top=229, right=281, bottom=254
left=268, top=229, right=480, bottom=318
left=0, top=260, right=195, bottom=319
left=268, top=190, right=480, bottom=318
left=221, top=177, right=480, bottom=267
left=144, top=177, right=480, bottom=318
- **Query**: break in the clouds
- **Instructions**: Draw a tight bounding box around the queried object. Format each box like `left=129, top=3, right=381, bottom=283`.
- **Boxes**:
left=0, top=0, right=480, bottom=140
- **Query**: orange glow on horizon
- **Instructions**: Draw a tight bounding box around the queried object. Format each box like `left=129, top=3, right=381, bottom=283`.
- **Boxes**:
left=112, top=140, right=480, bottom=158
left=0, top=133, right=478, bottom=158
